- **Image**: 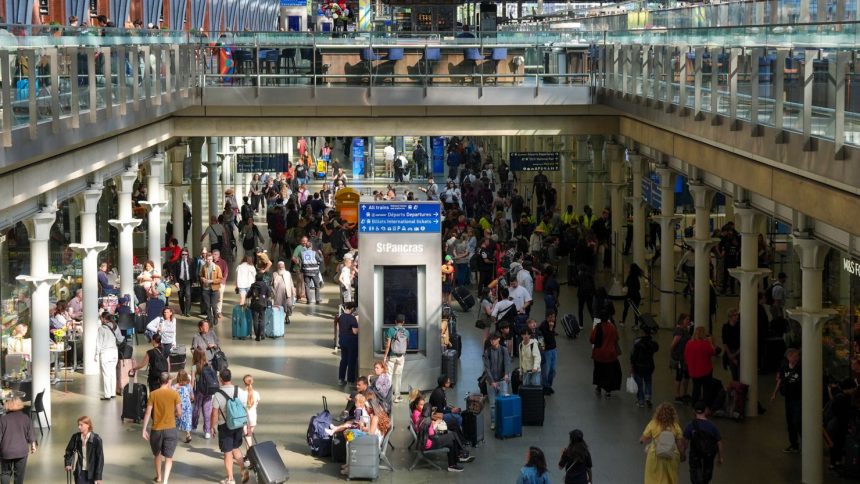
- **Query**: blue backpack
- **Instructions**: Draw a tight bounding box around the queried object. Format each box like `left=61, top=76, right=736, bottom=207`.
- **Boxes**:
left=307, top=397, right=333, bottom=457
left=218, top=387, right=249, bottom=430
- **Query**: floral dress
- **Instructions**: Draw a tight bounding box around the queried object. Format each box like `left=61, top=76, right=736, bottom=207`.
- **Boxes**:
left=174, top=384, right=193, bottom=432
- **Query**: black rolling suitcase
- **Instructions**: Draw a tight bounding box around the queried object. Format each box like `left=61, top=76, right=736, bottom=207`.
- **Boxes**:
left=560, top=314, right=579, bottom=339
left=462, top=410, right=485, bottom=447
left=331, top=430, right=347, bottom=463
left=519, top=385, right=545, bottom=426
left=442, top=348, right=458, bottom=386
left=121, top=373, right=148, bottom=424
left=453, top=286, right=475, bottom=312
left=248, top=440, right=290, bottom=483
left=168, top=345, right=187, bottom=370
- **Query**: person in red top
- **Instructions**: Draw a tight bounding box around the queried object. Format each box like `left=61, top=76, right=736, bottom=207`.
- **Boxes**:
left=161, top=238, right=181, bottom=264
left=589, top=315, right=622, bottom=397
left=684, top=326, right=717, bottom=405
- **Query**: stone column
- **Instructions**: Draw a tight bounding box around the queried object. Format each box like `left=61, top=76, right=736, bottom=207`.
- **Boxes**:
left=786, top=234, right=833, bottom=484
left=606, top=141, right=625, bottom=296
left=685, top=182, right=719, bottom=329
left=629, top=154, right=647, bottom=271
left=16, top=209, right=62, bottom=424
left=170, top=147, right=188, bottom=249
left=190, top=138, right=204, bottom=256
left=206, top=137, right=220, bottom=219
left=560, top=136, right=570, bottom=210
left=69, top=187, right=108, bottom=376
left=108, top=167, right=143, bottom=300
left=728, top=205, right=769, bottom=416
left=654, top=168, right=681, bottom=328
left=589, top=135, right=606, bottom=212
left=575, top=135, right=590, bottom=213
left=141, top=155, right=167, bottom=269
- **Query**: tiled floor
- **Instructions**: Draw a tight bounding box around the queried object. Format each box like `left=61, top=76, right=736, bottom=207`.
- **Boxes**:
left=18, top=265, right=855, bottom=483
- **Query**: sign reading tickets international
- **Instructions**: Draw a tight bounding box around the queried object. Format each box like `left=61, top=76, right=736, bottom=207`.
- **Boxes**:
left=509, top=152, right=561, bottom=172
left=236, top=153, right=289, bottom=173
left=359, top=201, right=442, bottom=233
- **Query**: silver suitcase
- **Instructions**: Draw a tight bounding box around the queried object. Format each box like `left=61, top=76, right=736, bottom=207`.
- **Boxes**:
left=347, top=434, right=380, bottom=480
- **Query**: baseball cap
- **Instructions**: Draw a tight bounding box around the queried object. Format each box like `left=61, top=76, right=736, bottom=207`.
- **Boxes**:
left=445, top=255, right=453, bottom=262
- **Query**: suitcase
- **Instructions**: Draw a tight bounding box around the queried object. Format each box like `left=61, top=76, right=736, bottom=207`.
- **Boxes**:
left=265, top=306, right=286, bottom=338
left=560, top=314, right=579, bottom=339
left=450, top=333, right=462, bottom=359
left=462, top=410, right=485, bottom=447
left=248, top=440, right=290, bottom=484
left=534, top=274, right=544, bottom=292
left=494, top=394, right=522, bottom=439
left=441, top=349, right=458, bottom=386
left=714, top=381, right=748, bottom=420
left=511, top=368, right=522, bottom=395
left=121, top=378, right=148, bottom=423
left=118, top=341, right=134, bottom=360
left=519, top=385, right=546, bottom=426
left=347, top=434, right=380, bottom=480
left=453, top=286, right=475, bottom=312
left=332, top=430, right=347, bottom=463
left=232, top=305, right=252, bottom=340
left=116, top=359, right=135, bottom=395
left=628, top=300, right=659, bottom=335
left=169, top=345, right=187, bottom=370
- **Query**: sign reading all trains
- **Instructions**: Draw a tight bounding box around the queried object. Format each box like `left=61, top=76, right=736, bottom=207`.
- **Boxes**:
left=359, top=202, right=442, bottom=233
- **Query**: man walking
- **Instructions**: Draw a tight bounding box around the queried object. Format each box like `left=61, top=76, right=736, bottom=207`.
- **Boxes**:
left=176, top=248, right=195, bottom=316
left=199, top=253, right=224, bottom=327
left=682, top=401, right=724, bottom=484
left=212, top=250, right=229, bottom=325
left=142, top=372, right=181, bottom=484
left=338, top=253, right=355, bottom=304
left=383, top=314, right=409, bottom=403
left=95, top=311, right=120, bottom=400
left=299, top=236, right=323, bottom=304
left=519, top=328, right=542, bottom=387
left=210, top=369, right=250, bottom=484
left=383, top=142, right=396, bottom=178
left=412, top=140, right=428, bottom=178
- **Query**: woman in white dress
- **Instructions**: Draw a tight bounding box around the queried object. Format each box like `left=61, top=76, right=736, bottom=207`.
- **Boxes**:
left=243, top=374, right=261, bottom=447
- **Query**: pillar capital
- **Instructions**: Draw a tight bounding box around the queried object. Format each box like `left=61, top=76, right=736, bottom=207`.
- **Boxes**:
left=108, top=218, right=142, bottom=230
left=732, top=205, right=761, bottom=235
left=22, top=210, right=57, bottom=241
left=653, top=214, right=682, bottom=230
left=16, top=273, right=63, bottom=288
left=69, top=242, right=109, bottom=255
left=786, top=308, right=837, bottom=331
left=683, top=237, right=721, bottom=253
left=624, top=195, right=646, bottom=209
left=728, top=267, right=770, bottom=285
left=688, top=181, right=715, bottom=210
left=75, top=188, right=103, bottom=214
left=115, top=168, right=139, bottom=193
left=140, top=200, right=168, bottom=210
left=792, top=233, right=830, bottom=272
left=628, top=153, right=645, bottom=173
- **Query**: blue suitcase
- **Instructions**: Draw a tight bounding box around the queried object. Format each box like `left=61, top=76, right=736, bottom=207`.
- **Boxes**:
left=494, top=394, right=522, bottom=439
left=265, top=306, right=286, bottom=338
left=231, top=305, right=252, bottom=340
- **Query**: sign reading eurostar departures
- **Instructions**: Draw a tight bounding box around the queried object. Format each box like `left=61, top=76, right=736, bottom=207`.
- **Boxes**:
left=359, top=202, right=441, bottom=233
left=236, top=153, right=289, bottom=173
left=509, top=152, right=561, bottom=172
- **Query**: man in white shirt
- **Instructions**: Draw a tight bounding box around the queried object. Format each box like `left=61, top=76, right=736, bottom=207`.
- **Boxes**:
left=491, top=287, right=517, bottom=321
left=383, top=143, right=396, bottom=178
left=67, top=289, right=84, bottom=320
left=516, top=265, right=534, bottom=298
left=210, top=368, right=249, bottom=484
left=338, top=254, right=355, bottom=304
left=507, top=278, right=532, bottom=314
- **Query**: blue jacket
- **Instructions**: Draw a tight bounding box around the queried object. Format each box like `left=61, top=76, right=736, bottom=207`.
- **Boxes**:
left=517, top=466, right=551, bottom=484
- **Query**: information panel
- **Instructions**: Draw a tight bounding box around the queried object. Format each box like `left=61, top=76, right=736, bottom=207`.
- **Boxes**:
left=509, top=152, right=561, bottom=172
left=359, top=202, right=441, bottom=233
left=236, top=153, right=289, bottom=173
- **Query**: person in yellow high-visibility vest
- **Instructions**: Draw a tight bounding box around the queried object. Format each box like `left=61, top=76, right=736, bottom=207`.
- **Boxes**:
left=561, top=205, right=577, bottom=226
left=580, top=205, right=597, bottom=231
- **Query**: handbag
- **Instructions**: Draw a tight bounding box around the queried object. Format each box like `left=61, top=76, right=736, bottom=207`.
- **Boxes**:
left=626, top=375, right=638, bottom=394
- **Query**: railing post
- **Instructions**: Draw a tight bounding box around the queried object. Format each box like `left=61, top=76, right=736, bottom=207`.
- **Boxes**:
left=48, top=48, right=60, bottom=133
left=729, top=47, right=740, bottom=130
left=69, top=46, right=80, bottom=129
left=117, top=45, right=127, bottom=116
left=0, top=49, right=11, bottom=147
left=693, top=46, right=703, bottom=119
left=641, top=45, right=650, bottom=103
left=802, top=49, right=817, bottom=149
left=774, top=49, right=786, bottom=140
left=653, top=45, right=662, bottom=107
left=141, top=45, right=152, bottom=107
left=87, top=47, right=97, bottom=123
left=834, top=50, right=849, bottom=157
left=678, top=46, right=688, bottom=114
left=152, top=45, right=162, bottom=106
left=26, top=49, right=37, bottom=139
left=665, top=46, right=675, bottom=112
left=101, top=47, right=113, bottom=118
left=750, top=47, right=762, bottom=135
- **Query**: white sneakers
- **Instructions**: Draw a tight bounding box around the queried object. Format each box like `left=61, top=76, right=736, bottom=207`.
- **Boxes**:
left=205, top=432, right=211, bottom=439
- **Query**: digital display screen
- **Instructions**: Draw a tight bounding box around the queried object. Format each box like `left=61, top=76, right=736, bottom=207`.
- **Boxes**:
left=382, top=266, right=418, bottom=325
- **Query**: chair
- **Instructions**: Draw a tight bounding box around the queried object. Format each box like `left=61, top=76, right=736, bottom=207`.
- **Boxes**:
left=463, top=48, right=484, bottom=84
left=263, top=50, right=281, bottom=85
left=379, top=48, right=404, bottom=84
left=360, top=48, right=382, bottom=84
left=379, top=424, right=395, bottom=471
left=281, top=48, right=298, bottom=75
left=486, top=48, right=508, bottom=85
left=407, top=421, right=448, bottom=471
left=27, top=390, right=49, bottom=437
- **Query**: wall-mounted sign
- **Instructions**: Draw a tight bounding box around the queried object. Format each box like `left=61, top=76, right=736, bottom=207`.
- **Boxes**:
left=359, top=202, right=441, bottom=233
left=236, top=153, right=289, bottom=173
left=843, top=257, right=860, bottom=276
left=431, top=136, right=445, bottom=175
left=509, top=152, right=560, bottom=172
left=280, top=0, right=306, bottom=5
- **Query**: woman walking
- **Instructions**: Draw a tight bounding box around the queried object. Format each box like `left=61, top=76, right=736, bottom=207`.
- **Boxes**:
left=243, top=375, right=261, bottom=448
left=517, top=446, right=551, bottom=484
left=173, top=370, right=194, bottom=443
left=621, top=263, right=644, bottom=328
left=589, top=315, right=622, bottom=397
left=559, top=429, right=592, bottom=484
left=63, top=416, right=104, bottom=484
left=684, top=326, right=717, bottom=405
left=191, top=349, right=216, bottom=440
left=640, top=402, right=684, bottom=484
left=0, top=397, right=36, bottom=484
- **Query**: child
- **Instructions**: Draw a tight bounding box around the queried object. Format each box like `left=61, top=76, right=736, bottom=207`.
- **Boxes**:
left=327, top=393, right=368, bottom=435
left=243, top=374, right=261, bottom=448
left=173, top=369, right=194, bottom=443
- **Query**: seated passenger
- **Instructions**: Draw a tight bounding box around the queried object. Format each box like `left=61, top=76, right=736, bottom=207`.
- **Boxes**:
left=411, top=395, right=472, bottom=472
left=429, top=375, right=463, bottom=431
left=341, top=376, right=370, bottom=420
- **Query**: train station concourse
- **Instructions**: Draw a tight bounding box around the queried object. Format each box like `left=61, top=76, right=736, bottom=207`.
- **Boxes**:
left=0, top=1, right=859, bottom=482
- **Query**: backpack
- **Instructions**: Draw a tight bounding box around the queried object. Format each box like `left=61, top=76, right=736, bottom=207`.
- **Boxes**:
left=149, top=348, right=168, bottom=375
left=196, top=365, right=219, bottom=397
left=390, top=327, right=408, bottom=355
left=240, top=204, right=253, bottom=222
left=690, top=420, right=719, bottom=457
left=394, top=157, right=403, bottom=170
left=218, top=386, right=249, bottom=430
left=250, top=283, right=270, bottom=310
left=301, top=249, right=319, bottom=271
left=655, top=429, right=677, bottom=458
left=307, top=403, right=333, bottom=457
